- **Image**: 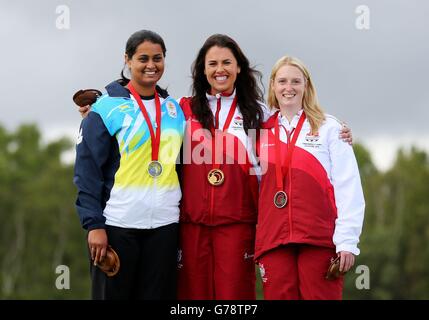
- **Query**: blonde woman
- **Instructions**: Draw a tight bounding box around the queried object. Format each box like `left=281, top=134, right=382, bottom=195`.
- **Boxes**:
left=255, top=56, right=365, bottom=299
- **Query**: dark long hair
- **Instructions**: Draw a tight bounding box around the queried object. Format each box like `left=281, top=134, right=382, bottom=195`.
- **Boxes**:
left=191, top=34, right=264, bottom=132
left=118, top=29, right=168, bottom=97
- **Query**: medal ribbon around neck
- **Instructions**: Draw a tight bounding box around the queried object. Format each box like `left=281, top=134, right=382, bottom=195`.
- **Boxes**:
left=207, top=95, right=238, bottom=185
left=127, top=83, right=161, bottom=162
left=274, top=111, right=306, bottom=196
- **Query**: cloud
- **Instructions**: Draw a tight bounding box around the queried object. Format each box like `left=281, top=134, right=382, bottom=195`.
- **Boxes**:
left=1, top=0, right=428, bottom=165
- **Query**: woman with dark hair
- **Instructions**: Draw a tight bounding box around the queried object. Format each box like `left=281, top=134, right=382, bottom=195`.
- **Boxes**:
left=177, top=34, right=266, bottom=299
left=187, top=34, right=264, bottom=133
left=73, top=29, right=185, bottom=299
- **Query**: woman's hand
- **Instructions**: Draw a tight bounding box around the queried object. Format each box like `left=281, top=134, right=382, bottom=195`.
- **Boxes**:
left=78, top=105, right=91, bottom=118
left=88, top=229, right=108, bottom=266
left=339, top=123, right=353, bottom=145
left=338, top=251, right=355, bottom=273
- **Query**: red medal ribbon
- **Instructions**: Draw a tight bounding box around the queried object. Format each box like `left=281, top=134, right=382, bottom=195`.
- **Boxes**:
left=210, top=95, right=238, bottom=170
left=274, top=111, right=306, bottom=191
left=127, top=83, right=162, bottom=161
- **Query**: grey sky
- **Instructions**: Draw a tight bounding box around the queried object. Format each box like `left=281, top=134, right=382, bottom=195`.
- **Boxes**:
left=1, top=0, right=428, bottom=169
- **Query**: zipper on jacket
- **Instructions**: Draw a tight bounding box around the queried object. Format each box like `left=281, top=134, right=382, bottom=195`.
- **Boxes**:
left=285, top=129, right=293, bottom=240
left=209, top=184, right=215, bottom=225
left=288, top=164, right=293, bottom=240
left=150, top=173, right=158, bottom=227
left=209, top=95, right=222, bottom=225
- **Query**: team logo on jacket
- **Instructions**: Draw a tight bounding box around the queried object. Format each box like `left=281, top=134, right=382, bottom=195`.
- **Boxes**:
left=304, top=132, right=322, bottom=148
left=166, top=101, right=177, bottom=118
left=305, top=132, right=320, bottom=142
left=232, top=116, right=243, bottom=129
left=76, top=128, right=83, bottom=145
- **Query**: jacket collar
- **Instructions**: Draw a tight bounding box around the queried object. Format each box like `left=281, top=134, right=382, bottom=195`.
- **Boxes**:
left=206, top=88, right=236, bottom=102
left=105, top=80, right=170, bottom=99
left=105, top=81, right=131, bottom=98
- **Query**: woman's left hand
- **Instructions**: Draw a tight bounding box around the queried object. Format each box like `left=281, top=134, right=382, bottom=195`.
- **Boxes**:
left=339, top=123, right=353, bottom=145
left=338, top=251, right=355, bottom=273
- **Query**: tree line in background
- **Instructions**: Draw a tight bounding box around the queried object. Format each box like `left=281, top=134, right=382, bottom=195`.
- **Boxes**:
left=0, top=124, right=428, bottom=299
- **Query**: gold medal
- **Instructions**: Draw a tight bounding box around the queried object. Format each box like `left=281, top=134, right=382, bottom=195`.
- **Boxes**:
left=274, top=191, right=288, bottom=208
left=208, top=169, right=225, bottom=186
left=148, top=161, right=163, bottom=178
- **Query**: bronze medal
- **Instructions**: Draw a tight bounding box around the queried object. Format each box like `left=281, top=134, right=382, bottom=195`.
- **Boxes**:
left=274, top=190, right=288, bottom=208
left=72, top=89, right=102, bottom=107
left=208, top=169, right=225, bottom=186
left=148, top=160, right=163, bottom=178
left=273, top=111, right=306, bottom=210
left=325, top=256, right=347, bottom=280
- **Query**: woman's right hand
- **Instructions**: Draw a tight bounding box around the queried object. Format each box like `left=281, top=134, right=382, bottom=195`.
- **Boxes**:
left=338, top=251, right=355, bottom=273
left=88, top=228, right=108, bottom=266
left=79, top=105, right=91, bottom=118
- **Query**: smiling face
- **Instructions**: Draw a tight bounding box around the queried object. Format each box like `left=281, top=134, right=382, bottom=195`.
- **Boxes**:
left=272, top=64, right=306, bottom=109
left=126, top=41, right=165, bottom=92
left=204, top=46, right=241, bottom=95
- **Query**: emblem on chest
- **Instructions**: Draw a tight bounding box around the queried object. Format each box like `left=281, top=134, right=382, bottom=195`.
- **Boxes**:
left=303, top=132, right=322, bottom=148
left=231, top=116, right=243, bottom=129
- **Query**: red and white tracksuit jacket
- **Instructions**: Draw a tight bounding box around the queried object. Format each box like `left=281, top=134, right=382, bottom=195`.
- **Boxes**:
left=177, top=91, right=267, bottom=299
left=179, top=92, right=261, bottom=226
left=255, top=110, right=365, bottom=261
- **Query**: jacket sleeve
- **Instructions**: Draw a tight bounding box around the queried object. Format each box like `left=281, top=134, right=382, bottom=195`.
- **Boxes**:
left=328, top=124, right=365, bottom=255
left=73, top=112, right=112, bottom=230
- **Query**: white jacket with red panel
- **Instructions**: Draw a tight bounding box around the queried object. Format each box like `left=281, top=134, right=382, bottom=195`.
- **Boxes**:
left=255, top=110, right=365, bottom=260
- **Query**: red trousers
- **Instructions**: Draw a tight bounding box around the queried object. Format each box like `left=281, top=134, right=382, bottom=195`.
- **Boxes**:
left=177, top=222, right=256, bottom=300
left=258, top=244, right=343, bottom=300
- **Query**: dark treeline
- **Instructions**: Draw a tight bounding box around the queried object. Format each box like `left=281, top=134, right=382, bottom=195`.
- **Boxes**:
left=0, top=124, right=428, bottom=299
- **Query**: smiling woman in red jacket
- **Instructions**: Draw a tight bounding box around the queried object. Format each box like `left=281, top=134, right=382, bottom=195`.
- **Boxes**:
left=177, top=34, right=267, bottom=299
left=255, top=56, right=365, bottom=300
